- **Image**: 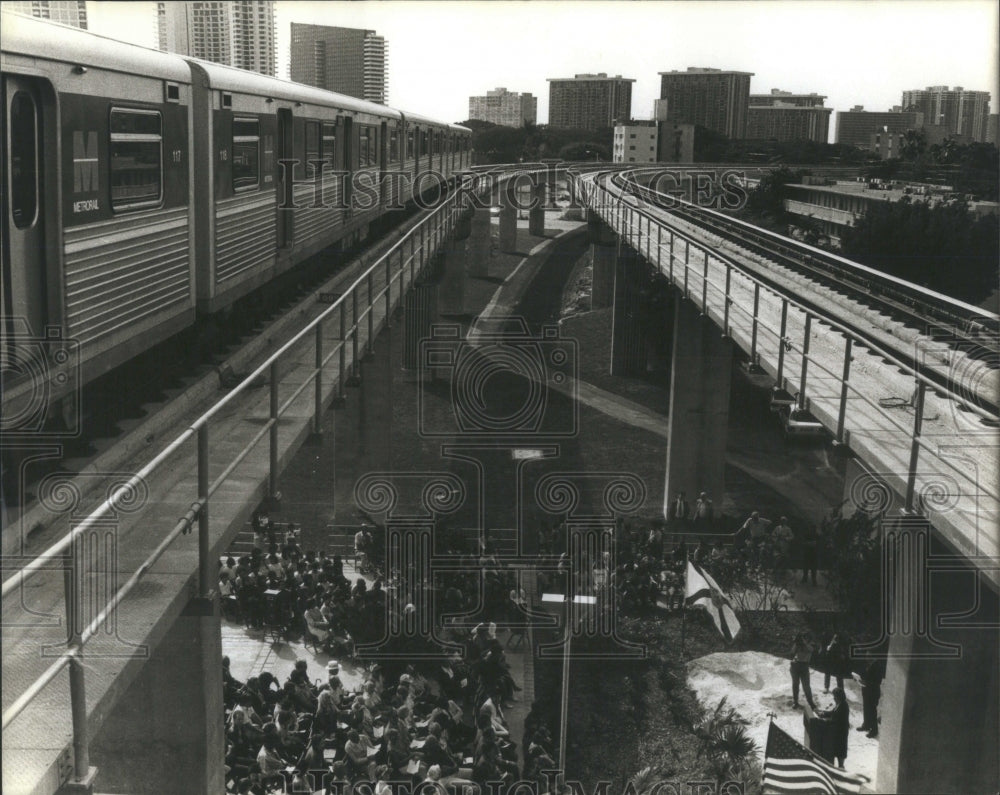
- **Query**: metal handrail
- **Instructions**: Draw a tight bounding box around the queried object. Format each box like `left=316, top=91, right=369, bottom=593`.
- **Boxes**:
left=581, top=168, right=998, bottom=425
left=575, top=170, right=997, bottom=516
left=616, top=168, right=999, bottom=335
left=1, top=186, right=466, bottom=601
left=0, top=179, right=481, bottom=747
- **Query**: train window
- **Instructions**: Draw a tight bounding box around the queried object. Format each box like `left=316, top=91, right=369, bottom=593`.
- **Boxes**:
left=232, top=117, right=259, bottom=190
left=421, top=131, right=428, bottom=155
left=359, top=126, right=377, bottom=168
left=322, top=123, right=337, bottom=171
left=110, top=108, right=162, bottom=211
left=165, top=82, right=180, bottom=102
left=305, top=121, right=321, bottom=175
left=9, top=92, right=37, bottom=229
left=406, top=131, right=414, bottom=159
left=389, top=130, right=399, bottom=164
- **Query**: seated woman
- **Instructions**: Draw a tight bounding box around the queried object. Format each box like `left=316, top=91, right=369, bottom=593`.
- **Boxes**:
left=286, top=666, right=318, bottom=713
left=256, top=726, right=294, bottom=788
left=313, top=690, right=342, bottom=738
left=343, top=729, right=375, bottom=779
left=225, top=706, right=262, bottom=779
left=304, top=598, right=331, bottom=645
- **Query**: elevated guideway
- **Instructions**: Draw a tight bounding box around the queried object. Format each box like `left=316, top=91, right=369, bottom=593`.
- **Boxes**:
left=572, top=167, right=998, bottom=585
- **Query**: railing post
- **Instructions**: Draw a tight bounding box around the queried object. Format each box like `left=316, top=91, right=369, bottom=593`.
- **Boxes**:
left=701, top=249, right=709, bottom=315
left=269, top=361, right=279, bottom=497
left=419, top=224, right=426, bottom=275
left=905, top=380, right=927, bottom=513
left=750, top=283, right=761, bottom=367
left=683, top=240, right=690, bottom=299
left=835, top=337, right=853, bottom=445
left=351, top=289, right=360, bottom=381
left=776, top=299, right=789, bottom=391
left=338, top=302, right=346, bottom=400
left=669, top=231, right=674, bottom=283
left=366, top=272, right=375, bottom=356
left=64, top=553, right=91, bottom=786
left=409, top=234, right=415, bottom=288
left=313, top=322, right=323, bottom=434
left=798, top=314, right=812, bottom=410
left=723, top=263, right=732, bottom=337
left=656, top=225, right=662, bottom=273
left=385, top=255, right=392, bottom=326
left=198, top=424, right=211, bottom=596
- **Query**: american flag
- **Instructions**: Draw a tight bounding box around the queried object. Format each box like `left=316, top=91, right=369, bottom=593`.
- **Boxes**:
left=762, top=721, right=866, bottom=794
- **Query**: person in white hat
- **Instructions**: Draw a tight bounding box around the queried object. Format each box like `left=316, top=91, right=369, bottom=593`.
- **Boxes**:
left=318, top=660, right=344, bottom=703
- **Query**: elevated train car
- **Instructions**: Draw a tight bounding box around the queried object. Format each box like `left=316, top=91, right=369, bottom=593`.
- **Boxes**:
left=186, top=60, right=404, bottom=312
left=1, top=11, right=471, bottom=418
left=2, top=13, right=197, bottom=406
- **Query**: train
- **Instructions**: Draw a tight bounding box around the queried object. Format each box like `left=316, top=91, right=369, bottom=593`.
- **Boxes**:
left=1, top=11, right=471, bottom=431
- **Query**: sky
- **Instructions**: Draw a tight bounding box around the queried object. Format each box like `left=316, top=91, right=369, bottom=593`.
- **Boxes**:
left=87, top=1, right=999, bottom=140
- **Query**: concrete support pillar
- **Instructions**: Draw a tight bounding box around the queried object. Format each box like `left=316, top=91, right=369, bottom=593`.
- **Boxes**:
left=498, top=205, right=518, bottom=253
left=663, top=294, right=732, bottom=512
left=591, top=242, right=616, bottom=310
left=359, top=323, right=394, bottom=472
left=529, top=179, right=545, bottom=236
left=437, top=237, right=467, bottom=316
left=467, top=207, right=491, bottom=278
left=91, top=597, right=224, bottom=795
left=871, top=517, right=1000, bottom=794
left=401, top=283, right=436, bottom=371
left=453, top=208, right=472, bottom=241
left=610, top=245, right=647, bottom=377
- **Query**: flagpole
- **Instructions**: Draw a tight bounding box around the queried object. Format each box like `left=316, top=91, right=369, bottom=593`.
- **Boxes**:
left=681, top=550, right=688, bottom=656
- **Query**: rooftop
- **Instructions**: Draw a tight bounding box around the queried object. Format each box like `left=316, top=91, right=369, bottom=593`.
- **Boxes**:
left=658, top=67, right=755, bottom=76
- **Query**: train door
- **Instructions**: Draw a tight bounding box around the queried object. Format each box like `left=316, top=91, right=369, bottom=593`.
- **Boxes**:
left=2, top=75, right=47, bottom=337
left=277, top=107, right=293, bottom=247
left=379, top=120, right=388, bottom=207
left=341, top=116, right=353, bottom=212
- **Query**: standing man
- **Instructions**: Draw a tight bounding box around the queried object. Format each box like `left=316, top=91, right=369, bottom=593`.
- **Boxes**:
left=790, top=633, right=816, bottom=710
left=692, top=492, right=714, bottom=524
left=740, top=510, right=771, bottom=565
left=856, top=658, right=886, bottom=738
left=669, top=491, right=690, bottom=526
left=772, top=517, right=794, bottom=569
left=797, top=522, right=819, bottom=585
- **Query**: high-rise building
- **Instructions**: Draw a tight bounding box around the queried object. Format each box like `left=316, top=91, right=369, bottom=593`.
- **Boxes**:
left=987, top=114, right=999, bottom=146
left=157, top=1, right=276, bottom=77
left=902, top=86, right=991, bottom=142
left=5, top=0, right=87, bottom=28
left=835, top=107, right=925, bottom=149
left=746, top=90, right=832, bottom=143
left=468, top=88, right=537, bottom=128
left=547, top=73, right=634, bottom=131
left=749, top=89, right=827, bottom=108
left=657, top=67, right=754, bottom=139
left=290, top=23, right=388, bottom=104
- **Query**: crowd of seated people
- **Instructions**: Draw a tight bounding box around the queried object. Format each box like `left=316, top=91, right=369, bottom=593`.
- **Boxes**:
left=222, top=523, right=555, bottom=793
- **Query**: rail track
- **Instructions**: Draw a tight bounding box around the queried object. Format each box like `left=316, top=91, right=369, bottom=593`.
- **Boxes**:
left=604, top=169, right=1000, bottom=422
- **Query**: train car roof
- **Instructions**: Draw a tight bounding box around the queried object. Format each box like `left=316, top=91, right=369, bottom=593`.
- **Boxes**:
left=188, top=58, right=402, bottom=120
left=399, top=109, right=449, bottom=127
left=0, top=11, right=192, bottom=83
